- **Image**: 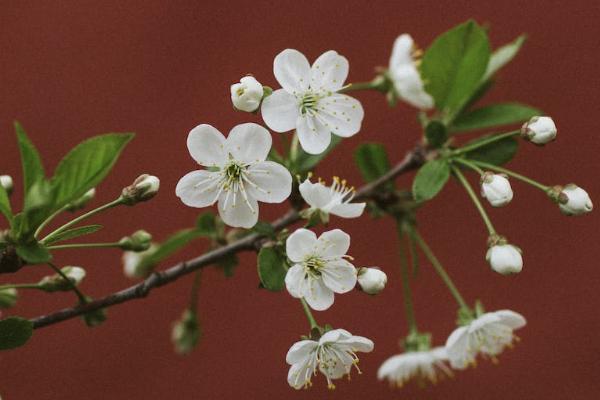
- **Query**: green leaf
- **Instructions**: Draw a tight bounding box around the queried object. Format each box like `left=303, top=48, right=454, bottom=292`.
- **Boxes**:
left=421, top=20, right=491, bottom=114
left=354, top=143, right=392, bottom=184
left=14, top=179, right=56, bottom=241
left=463, top=134, right=519, bottom=165
left=216, top=253, right=238, bottom=278
left=0, top=184, right=12, bottom=223
left=483, top=35, right=526, bottom=81
left=44, top=224, right=103, bottom=245
left=136, top=228, right=201, bottom=271
left=412, top=159, right=450, bottom=202
left=451, top=103, right=540, bottom=133
left=425, top=121, right=448, bottom=148
left=295, top=135, right=342, bottom=173
left=15, top=122, right=45, bottom=193
left=15, top=241, right=52, bottom=264
left=257, top=246, right=287, bottom=291
left=196, top=212, right=217, bottom=237
left=0, top=317, right=33, bottom=350
left=252, top=221, right=275, bottom=238
left=52, top=133, right=134, bottom=208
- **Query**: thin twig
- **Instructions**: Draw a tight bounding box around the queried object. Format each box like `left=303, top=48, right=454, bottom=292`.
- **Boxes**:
left=30, top=145, right=425, bottom=330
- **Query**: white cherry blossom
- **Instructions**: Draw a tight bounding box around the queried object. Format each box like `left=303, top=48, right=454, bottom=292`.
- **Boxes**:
left=299, top=176, right=365, bottom=219
left=285, top=228, right=357, bottom=311
left=445, top=309, right=526, bottom=369
left=377, top=347, right=452, bottom=387
left=261, top=49, right=364, bottom=155
left=388, top=34, right=434, bottom=110
left=176, top=123, right=292, bottom=228
left=287, top=328, right=374, bottom=389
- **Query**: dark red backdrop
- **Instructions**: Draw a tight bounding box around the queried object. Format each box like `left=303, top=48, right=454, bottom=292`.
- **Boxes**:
left=0, top=1, right=599, bottom=399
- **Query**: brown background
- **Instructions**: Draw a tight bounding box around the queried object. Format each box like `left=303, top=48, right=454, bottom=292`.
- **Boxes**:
left=0, top=1, right=599, bottom=399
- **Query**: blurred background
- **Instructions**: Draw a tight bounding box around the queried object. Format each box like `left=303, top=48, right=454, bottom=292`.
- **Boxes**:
left=0, top=1, right=599, bottom=398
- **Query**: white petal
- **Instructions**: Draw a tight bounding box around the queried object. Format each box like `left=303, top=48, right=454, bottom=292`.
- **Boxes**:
left=287, top=357, right=316, bottom=389
left=329, top=202, right=365, bottom=218
left=392, top=65, right=434, bottom=110
left=315, top=229, right=350, bottom=258
left=304, top=278, right=334, bottom=311
left=226, top=123, right=272, bottom=163
left=316, top=94, right=364, bottom=138
left=494, top=310, right=527, bottom=329
left=245, top=161, right=292, bottom=203
left=309, top=50, right=349, bottom=92
left=286, top=340, right=318, bottom=364
left=339, top=335, right=374, bottom=352
left=186, top=124, right=227, bottom=167
left=260, top=89, right=299, bottom=133
left=286, top=229, right=318, bottom=262
left=217, top=191, right=258, bottom=228
left=175, top=170, right=220, bottom=207
left=274, top=49, right=310, bottom=94
left=377, top=354, right=405, bottom=380
left=285, top=264, right=308, bottom=300
left=445, top=326, right=472, bottom=370
left=296, top=114, right=332, bottom=155
left=319, top=329, right=344, bottom=344
left=389, top=34, right=415, bottom=70
left=299, top=180, right=332, bottom=209
left=320, top=259, right=357, bottom=294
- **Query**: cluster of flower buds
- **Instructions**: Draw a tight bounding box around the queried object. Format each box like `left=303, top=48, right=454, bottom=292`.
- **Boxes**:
left=121, top=174, right=160, bottom=206
left=38, top=266, right=86, bottom=292
left=118, top=230, right=152, bottom=252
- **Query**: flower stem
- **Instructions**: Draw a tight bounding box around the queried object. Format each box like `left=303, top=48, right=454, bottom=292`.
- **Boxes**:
left=34, top=205, right=68, bottom=239
left=47, top=262, right=87, bottom=303
left=41, top=198, right=124, bottom=244
left=395, top=220, right=418, bottom=335
left=469, top=160, right=550, bottom=192
left=451, top=130, right=520, bottom=156
left=453, top=157, right=484, bottom=175
left=413, top=230, right=469, bottom=310
left=289, top=132, right=300, bottom=165
left=47, top=242, right=122, bottom=251
left=339, top=80, right=381, bottom=93
left=452, top=165, right=496, bottom=235
left=300, top=299, right=319, bottom=330
left=0, top=283, right=42, bottom=291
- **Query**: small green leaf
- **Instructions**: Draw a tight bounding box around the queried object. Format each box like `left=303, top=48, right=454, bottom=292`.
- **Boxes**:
left=136, top=229, right=201, bottom=271
left=0, top=184, right=12, bottom=223
left=52, top=133, right=134, bottom=209
left=14, top=179, right=56, bottom=241
left=196, top=212, right=217, bottom=237
left=483, top=35, right=526, bottom=81
left=412, top=159, right=451, bottom=202
left=424, top=121, right=448, bottom=148
left=44, top=225, right=103, bottom=245
left=15, top=122, right=45, bottom=193
left=463, top=134, right=519, bottom=165
left=0, top=317, right=33, bottom=350
left=451, top=103, right=540, bottom=133
left=354, top=143, right=392, bottom=184
left=295, top=135, right=342, bottom=173
left=257, top=246, right=287, bottom=291
left=216, top=253, right=238, bottom=278
left=421, top=20, right=491, bottom=114
left=16, top=241, right=52, bottom=264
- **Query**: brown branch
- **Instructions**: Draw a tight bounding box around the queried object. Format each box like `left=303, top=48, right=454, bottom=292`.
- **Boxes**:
left=30, top=145, right=426, bottom=330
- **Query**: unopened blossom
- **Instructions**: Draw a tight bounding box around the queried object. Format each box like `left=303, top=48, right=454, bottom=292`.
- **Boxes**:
left=39, top=266, right=86, bottom=292
left=65, top=188, right=96, bottom=211
left=445, top=309, right=526, bottom=369
left=487, top=244, right=523, bottom=275
left=521, top=116, right=557, bottom=145
left=287, top=328, right=374, bottom=390
left=0, top=175, right=13, bottom=195
left=121, top=174, right=160, bottom=205
left=558, top=184, right=593, bottom=216
left=481, top=173, right=513, bottom=207
left=388, top=34, right=434, bottom=110
left=285, top=228, right=357, bottom=311
left=261, top=49, right=364, bottom=155
left=0, top=288, right=18, bottom=309
left=357, top=267, right=387, bottom=295
left=176, top=123, right=292, bottom=228
left=231, top=76, right=264, bottom=112
left=377, top=347, right=452, bottom=387
left=122, top=244, right=158, bottom=279
left=299, top=176, right=365, bottom=219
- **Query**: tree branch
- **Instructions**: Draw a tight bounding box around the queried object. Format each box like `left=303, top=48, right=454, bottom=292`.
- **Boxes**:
left=30, top=145, right=426, bottom=330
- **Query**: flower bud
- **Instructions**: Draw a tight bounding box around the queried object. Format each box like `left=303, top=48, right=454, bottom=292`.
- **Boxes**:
left=0, top=175, right=14, bottom=195
left=558, top=184, right=593, bottom=216
left=122, top=244, right=157, bottom=279
left=231, top=76, right=264, bottom=112
left=121, top=174, right=160, bottom=205
left=486, top=244, right=523, bottom=275
left=171, top=309, right=201, bottom=354
left=39, top=266, right=86, bottom=292
left=65, top=188, right=96, bottom=212
left=81, top=296, right=107, bottom=327
left=480, top=172, right=513, bottom=207
left=119, top=230, right=152, bottom=252
left=357, top=267, right=388, bottom=295
left=521, top=116, right=557, bottom=145
left=0, top=288, right=18, bottom=308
